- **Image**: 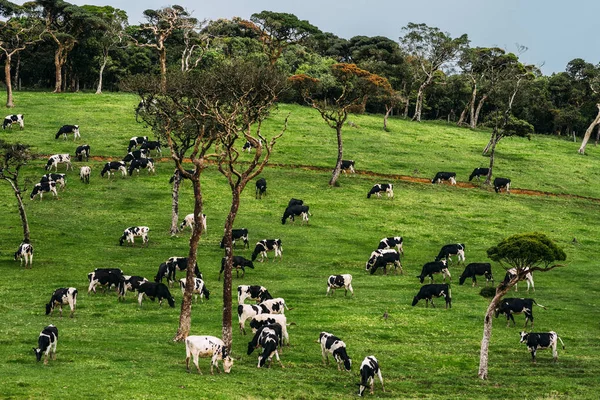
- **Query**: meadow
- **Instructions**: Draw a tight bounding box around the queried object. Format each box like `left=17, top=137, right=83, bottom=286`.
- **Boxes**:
left=1, top=92, right=599, bottom=399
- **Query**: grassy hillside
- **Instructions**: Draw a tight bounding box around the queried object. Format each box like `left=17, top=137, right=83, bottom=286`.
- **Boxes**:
left=1, top=92, right=599, bottom=399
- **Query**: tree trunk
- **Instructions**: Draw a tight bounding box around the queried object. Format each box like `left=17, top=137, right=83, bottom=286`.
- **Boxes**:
left=478, top=286, right=510, bottom=379
left=4, top=178, right=30, bottom=242
left=485, top=132, right=499, bottom=185
left=412, top=82, right=427, bottom=122
left=159, top=47, right=167, bottom=92
left=329, top=123, right=344, bottom=186
left=95, top=55, right=107, bottom=94
left=383, top=105, right=393, bottom=131
left=170, top=171, right=181, bottom=235
left=4, top=54, right=14, bottom=108
left=595, top=124, right=600, bottom=146
left=13, top=52, right=20, bottom=91
left=472, top=95, right=488, bottom=129
left=468, top=84, right=477, bottom=128
left=457, top=105, right=468, bottom=126
left=222, top=188, right=242, bottom=351
left=53, top=46, right=63, bottom=93
left=578, top=104, right=600, bottom=154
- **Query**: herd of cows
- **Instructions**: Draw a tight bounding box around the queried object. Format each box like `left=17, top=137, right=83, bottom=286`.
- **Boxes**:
left=4, top=111, right=564, bottom=396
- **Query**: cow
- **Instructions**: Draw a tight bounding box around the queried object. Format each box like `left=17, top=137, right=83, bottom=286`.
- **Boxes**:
left=33, top=325, right=58, bottom=364
left=504, top=268, right=534, bottom=292
left=169, top=169, right=194, bottom=184
left=341, top=159, right=356, bottom=174
left=40, top=173, right=66, bottom=191
left=14, top=242, right=33, bottom=267
left=411, top=284, right=452, bottom=308
left=100, top=161, right=127, bottom=178
left=326, top=274, right=354, bottom=296
left=367, top=183, right=394, bottom=199
left=494, top=177, right=511, bottom=193
left=288, top=198, right=303, bottom=207
left=155, top=257, right=202, bottom=286
left=319, top=332, right=351, bottom=371
left=242, top=139, right=262, bottom=153
left=494, top=298, right=546, bottom=328
left=238, top=285, right=272, bottom=305
left=365, top=249, right=403, bottom=275
left=127, top=136, right=148, bottom=152
left=459, top=263, right=494, bottom=287
left=185, top=335, right=233, bottom=375
left=119, top=226, right=149, bottom=247
left=281, top=204, right=311, bottom=225
left=435, top=243, right=465, bottom=264
left=252, top=324, right=284, bottom=368
left=432, top=172, right=456, bottom=185
left=377, top=236, right=404, bottom=254
left=45, top=287, right=77, bottom=318
left=137, top=282, right=175, bottom=308
left=469, top=167, right=489, bottom=181
left=357, top=356, right=385, bottom=396
left=255, top=178, right=267, bottom=199
left=179, top=278, right=210, bottom=303
left=238, top=303, right=270, bottom=334
left=75, top=144, right=90, bottom=161
left=87, top=268, right=125, bottom=294
left=251, top=239, right=283, bottom=262
left=55, top=125, right=80, bottom=140
left=79, top=166, right=91, bottom=183
left=247, top=323, right=284, bottom=355
left=118, top=275, right=149, bottom=300
left=249, top=315, right=290, bottom=345
left=140, top=140, right=161, bottom=156
left=179, top=213, right=207, bottom=234
left=260, top=298, right=289, bottom=315
left=220, top=228, right=250, bottom=249
left=417, top=260, right=450, bottom=284
left=30, top=181, right=58, bottom=200
left=519, top=331, right=565, bottom=363
left=122, top=149, right=148, bottom=164
left=45, top=154, right=72, bottom=171
left=3, top=114, right=24, bottom=130
left=128, top=158, right=155, bottom=175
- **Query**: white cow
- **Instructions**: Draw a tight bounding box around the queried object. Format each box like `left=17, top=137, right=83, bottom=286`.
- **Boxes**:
left=185, top=335, right=233, bottom=374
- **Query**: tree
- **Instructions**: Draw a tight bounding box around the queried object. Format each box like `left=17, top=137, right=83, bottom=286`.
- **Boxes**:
left=0, top=140, right=32, bottom=243
left=478, top=232, right=566, bottom=379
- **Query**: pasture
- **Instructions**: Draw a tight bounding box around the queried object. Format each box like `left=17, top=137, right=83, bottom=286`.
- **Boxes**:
left=1, top=92, right=599, bottom=399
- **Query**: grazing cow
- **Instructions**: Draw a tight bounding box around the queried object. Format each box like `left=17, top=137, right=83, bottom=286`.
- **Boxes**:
left=247, top=323, right=283, bottom=355
left=341, top=159, right=356, bottom=174
left=494, top=298, right=546, bottom=328
left=365, top=249, right=403, bottom=275
left=252, top=325, right=284, bottom=368
left=179, top=278, right=210, bottom=303
left=319, top=332, right=351, bottom=371
left=255, top=178, right=267, bottom=199
left=377, top=236, right=404, bottom=254
left=249, top=314, right=290, bottom=345
left=242, top=139, right=262, bottom=153
left=79, top=166, right=91, bottom=183
left=3, top=114, right=24, bottom=130
left=33, top=325, right=58, bottom=364
left=494, top=177, right=511, bottom=193
left=185, top=335, right=233, bottom=375
left=469, top=167, right=489, bottom=181
left=30, top=181, right=58, bottom=200
left=238, top=285, right=272, bottom=305
left=281, top=204, right=311, bottom=225
left=259, top=298, right=289, bottom=315
left=357, top=356, right=385, bottom=396
left=45, top=287, right=77, bottom=318
left=40, top=173, right=66, bottom=191
left=179, top=213, right=207, bottom=234
left=220, top=228, right=250, bottom=249
left=326, top=274, right=354, bottom=296
left=137, top=282, right=175, bottom=308
left=411, top=284, right=452, bottom=308
left=118, top=275, right=148, bottom=300
left=155, top=256, right=202, bottom=286
left=100, top=161, right=127, bottom=178
left=75, top=144, right=90, bottom=161
left=288, top=198, right=303, bottom=207
left=238, top=303, right=270, bottom=334
left=122, top=149, right=148, bottom=164
left=45, top=154, right=72, bottom=171
left=127, top=136, right=148, bottom=152
left=367, top=183, right=394, bottom=199
left=417, top=260, right=450, bottom=284
left=431, top=172, right=457, bottom=185
left=14, top=242, right=34, bottom=267
left=140, top=140, right=161, bottom=156
left=87, top=268, right=125, bottom=294
left=435, top=243, right=465, bottom=264
left=519, top=331, right=565, bottom=363
left=55, top=125, right=80, bottom=140
left=459, top=263, right=494, bottom=287
left=504, top=268, right=534, bottom=292
left=119, top=226, right=149, bottom=246
left=251, top=239, right=283, bottom=262
left=128, top=158, right=155, bottom=175
left=169, top=169, right=194, bottom=184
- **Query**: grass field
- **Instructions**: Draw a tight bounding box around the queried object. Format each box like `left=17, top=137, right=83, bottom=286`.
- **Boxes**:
left=1, top=92, right=600, bottom=399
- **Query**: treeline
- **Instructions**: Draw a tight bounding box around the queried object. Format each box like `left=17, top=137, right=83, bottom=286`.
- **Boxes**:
left=1, top=1, right=599, bottom=136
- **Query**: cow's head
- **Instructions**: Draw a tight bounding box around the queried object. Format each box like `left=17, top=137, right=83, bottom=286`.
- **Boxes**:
left=45, top=302, right=52, bottom=315
left=202, top=286, right=210, bottom=300
left=222, top=355, right=233, bottom=373
left=411, top=296, right=420, bottom=306
left=343, top=357, right=352, bottom=371
left=458, top=273, right=467, bottom=285
left=519, top=331, right=529, bottom=343
left=167, top=296, right=175, bottom=308
left=119, top=234, right=126, bottom=246
left=246, top=341, right=256, bottom=355
left=33, top=347, right=42, bottom=362
left=417, top=274, right=425, bottom=284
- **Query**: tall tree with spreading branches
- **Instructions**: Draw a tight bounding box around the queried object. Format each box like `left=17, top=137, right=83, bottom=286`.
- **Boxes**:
left=0, top=140, right=32, bottom=243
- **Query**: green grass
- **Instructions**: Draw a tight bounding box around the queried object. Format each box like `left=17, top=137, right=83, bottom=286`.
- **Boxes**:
left=1, top=92, right=600, bottom=399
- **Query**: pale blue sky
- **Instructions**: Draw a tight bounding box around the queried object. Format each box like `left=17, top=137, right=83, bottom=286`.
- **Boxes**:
left=19, top=0, right=600, bottom=75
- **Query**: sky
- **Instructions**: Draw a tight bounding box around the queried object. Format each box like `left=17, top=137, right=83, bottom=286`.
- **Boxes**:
left=15, top=0, right=600, bottom=75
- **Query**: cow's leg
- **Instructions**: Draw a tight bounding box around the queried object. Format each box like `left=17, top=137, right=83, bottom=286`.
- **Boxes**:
left=531, top=348, right=537, bottom=363
left=274, top=350, right=284, bottom=368
left=430, top=298, right=436, bottom=308
left=326, top=286, right=331, bottom=296
left=193, top=353, right=202, bottom=374
left=377, top=369, right=385, bottom=392
left=348, top=284, right=354, bottom=296
left=552, top=341, right=558, bottom=362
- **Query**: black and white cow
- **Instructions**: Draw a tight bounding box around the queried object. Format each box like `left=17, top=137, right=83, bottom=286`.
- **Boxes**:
left=411, top=284, right=452, bottom=308
left=127, top=136, right=148, bottom=152
left=365, top=249, right=403, bottom=275
left=33, top=325, right=58, bottom=364
left=251, top=239, right=283, bottom=262
left=281, top=204, right=311, bottom=225
left=417, top=260, right=450, bottom=284
left=238, top=285, right=273, bottom=305
left=122, top=149, right=148, bottom=164
left=137, top=282, right=175, bottom=308
left=242, top=139, right=262, bottom=153
left=253, top=324, right=284, bottom=368
left=494, top=177, right=511, bottom=193
left=55, top=125, right=80, bottom=140
left=504, top=267, right=535, bottom=292
left=87, top=268, right=125, bottom=294
left=255, top=178, right=267, bottom=199
left=100, top=161, right=127, bottom=178
left=377, top=236, right=404, bottom=254
left=3, top=114, right=24, bottom=130
left=119, top=226, right=149, bottom=246
left=179, top=213, right=207, bottom=234
left=179, top=277, right=210, bottom=303
left=459, top=263, right=494, bottom=287
left=469, top=167, right=489, bottom=181
left=249, top=314, right=289, bottom=345
left=75, top=144, right=90, bottom=161
left=259, top=298, right=289, bottom=315
left=288, top=198, right=303, bottom=207
left=155, top=256, right=202, bottom=286
left=30, top=181, right=58, bottom=200
left=220, top=228, right=250, bottom=249
left=128, top=158, right=155, bottom=175
left=238, top=303, right=270, bottom=334
left=320, top=332, right=351, bottom=371
left=185, top=335, right=233, bottom=375
left=367, top=183, right=394, bottom=199
left=45, top=154, right=72, bottom=171
left=118, top=275, right=149, bottom=300
left=519, top=331, right=565, bottom=363
left=435, top=243, right=465, bottom=264
left=247, top=323, right=284, bottom=355
left=494, top=298, right=546, bottom=328
left=140, top=140, right=161, bottom=156
left=326, top=274, right=354, bottom=296
left=431, top=172, right=457, bottom=185
left=14, top=242, right=33, bottom=267
left=357, top=356, right=385, bottom=396
left=40, top=173, right=66, bottom=191
left=45, top=287, right=77, bottom=318
left=79, top=166, right=91, bottom=183
left=341, top=159, right=356, bottom=174
left=169, top=169, right=195, bottom=184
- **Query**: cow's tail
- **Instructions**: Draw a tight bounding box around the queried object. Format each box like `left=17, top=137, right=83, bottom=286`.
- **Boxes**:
left=557, top=334, right=565, bottom=350
left=532, top=300, right=547, bottom=310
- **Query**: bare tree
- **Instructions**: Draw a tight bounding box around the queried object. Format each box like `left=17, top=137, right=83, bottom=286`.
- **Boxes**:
left=0, top=140, right=32, bottom=243
left=578, top=103, right=600, bottom=154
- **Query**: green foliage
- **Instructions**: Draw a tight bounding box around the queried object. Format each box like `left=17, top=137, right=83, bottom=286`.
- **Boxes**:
left=487, top=232, right=567, bottom=269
